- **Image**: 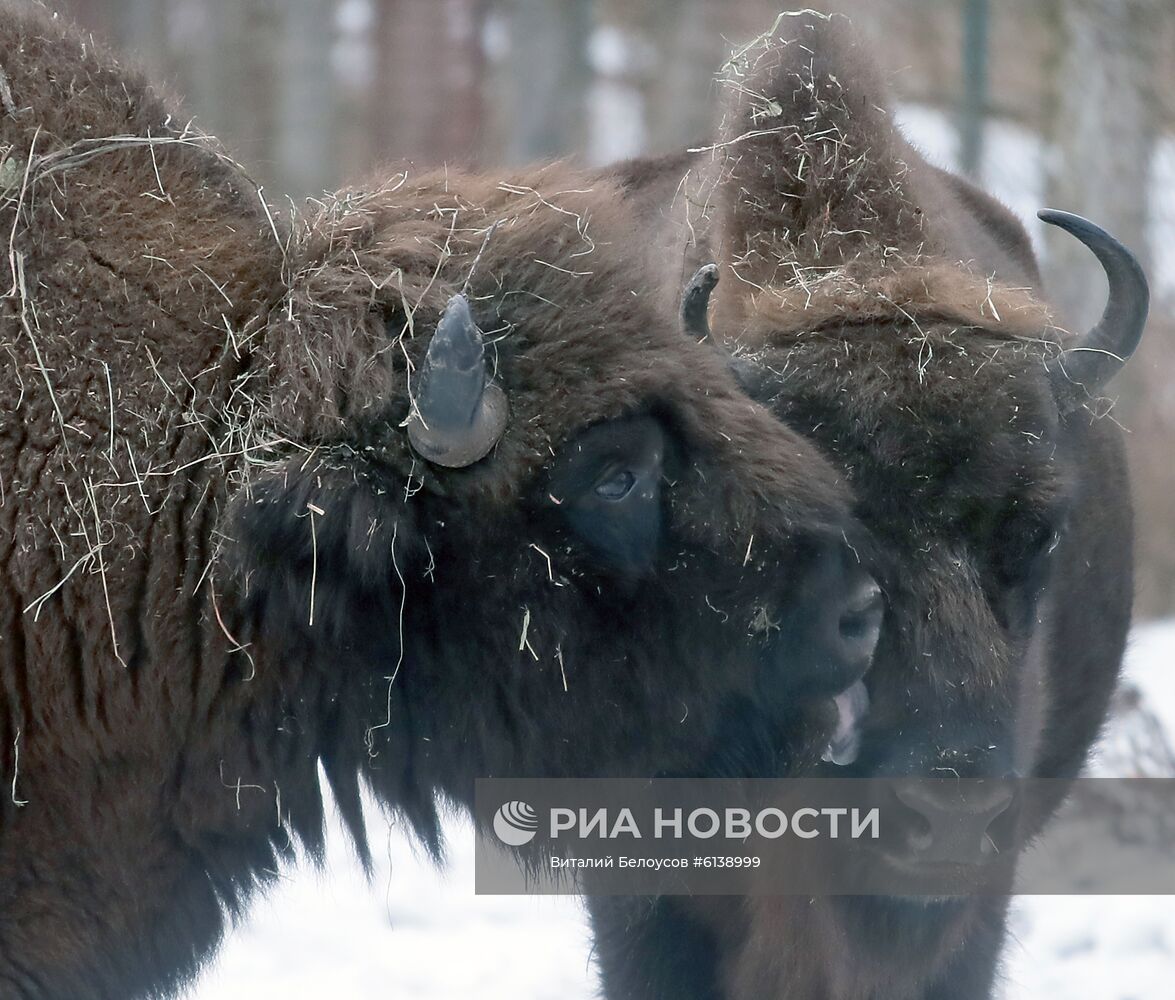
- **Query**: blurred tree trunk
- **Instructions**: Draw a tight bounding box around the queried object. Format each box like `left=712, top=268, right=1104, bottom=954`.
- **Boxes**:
left=277, top=0, right=337, bottom=197
left=159, top=0, right=282, bottom=191
left=1043, top=0, right=1158, bottom=334
left=489, top=0, right=590, bottom=164
left=62, top=0, right=115, bottom=40
left=334, top=0, right=379, bottom=185
left=374, top=0, right=487, bottom=168
left=958, top=0, right=990, bottom=177
left=166, top=0, right=216, bottom=126
left=648, top=0, right=722, bottom=151
left=593, top=0, right=720, bottom=159
left=1042, top=0, right=1174, bottom=617
left=115, top=0, right=170, bottom=76
left=227, top=0, right=282, bottom=189
left=587, top=0, right=653, bottom=164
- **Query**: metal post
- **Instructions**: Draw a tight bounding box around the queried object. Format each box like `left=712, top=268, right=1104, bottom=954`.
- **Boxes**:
left=959, top=0, right=990, bottom=178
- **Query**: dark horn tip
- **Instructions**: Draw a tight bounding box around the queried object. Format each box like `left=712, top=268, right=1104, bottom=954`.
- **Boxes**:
left=1036, top=209, right=1149, bottom=312
left=1037, top=208, right=1150, bottom=408
left=682, top=263, right=720, bottom=341
left=1037, top=208, right=1072, bottom=225
left=686, top=263, right=720, bottom=296
left=444, top=292, right=475, bottom=320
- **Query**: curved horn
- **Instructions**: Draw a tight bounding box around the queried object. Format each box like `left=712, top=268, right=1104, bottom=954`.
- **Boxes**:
left=679, top=262, right=763, bottom=393
left=1038, top=209, right=1149, bottom=410
left=407, top=294, right=508, bottom=468
left=681, top=263, right=720, bottom=341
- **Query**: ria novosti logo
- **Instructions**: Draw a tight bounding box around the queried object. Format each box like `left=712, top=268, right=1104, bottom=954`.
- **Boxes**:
left=491, top=801, right=882, bottom=847
left=493, top=800, right=539, bottom=846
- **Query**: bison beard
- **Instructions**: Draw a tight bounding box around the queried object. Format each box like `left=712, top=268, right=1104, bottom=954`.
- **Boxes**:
left=590, top=12, right=1147, bottom=1000
left=0, top=6, right=888, bottom=999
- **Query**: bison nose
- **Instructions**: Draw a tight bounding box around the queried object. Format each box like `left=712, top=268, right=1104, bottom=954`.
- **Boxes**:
left=769, top=545, right=883, bottom=705
left=886, top=778, right=1018, bottom=865
left=831, top=574, right=884, bottom=670
left=796, top=546, right=883, bottom=694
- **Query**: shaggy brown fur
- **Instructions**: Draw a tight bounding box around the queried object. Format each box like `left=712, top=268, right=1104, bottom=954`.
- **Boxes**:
left=716, top=15, right=1132, bottom=1000
left=0, top=6, right=875, bottom=998
left=590, top=12, right=1136, bottom=1000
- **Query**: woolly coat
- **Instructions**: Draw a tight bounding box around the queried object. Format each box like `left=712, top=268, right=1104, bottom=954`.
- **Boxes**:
left=0, top=6, right=863, bottom=998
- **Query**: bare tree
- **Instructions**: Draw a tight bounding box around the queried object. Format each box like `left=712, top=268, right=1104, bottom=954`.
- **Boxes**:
left=374, top=0, right=488, bottom=167
left=278, top=0, right=338, bottom=197
left=487, top=0, right=591, bottom=164
left=1043, top=0, right=1175, bottom=616
left=1043, top=0, right=1159, bottom=330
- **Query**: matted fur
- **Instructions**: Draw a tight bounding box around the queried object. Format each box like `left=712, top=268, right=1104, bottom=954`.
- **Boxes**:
left=746, top=264, right=1059, bottom=344
left=590, top=12, right=1136, bottom=1000
left=710, top=15, right=1132, bottom=1000
left=0, top=6, right=872, bottom=999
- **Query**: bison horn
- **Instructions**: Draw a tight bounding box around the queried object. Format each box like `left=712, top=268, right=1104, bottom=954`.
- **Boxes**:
left=680, top=262, right=764, bottom=393
left=406, top=294, right=508, bottom=468
left=681, top=263, right=720, bottom=341
left=1038, top=209, right=1149, bottom=410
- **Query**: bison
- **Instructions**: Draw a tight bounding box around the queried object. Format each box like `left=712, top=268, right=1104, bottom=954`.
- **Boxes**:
left=589, top=12, right=1149, bottom=1000
left=0, top=6, right=886, bottom=998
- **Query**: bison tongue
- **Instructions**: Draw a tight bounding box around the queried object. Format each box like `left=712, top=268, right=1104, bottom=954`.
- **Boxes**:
left=821, top=680, right=869, bottom=766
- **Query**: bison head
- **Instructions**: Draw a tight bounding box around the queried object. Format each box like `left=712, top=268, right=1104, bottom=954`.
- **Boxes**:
left=652, top=15, right=1149, bottom=994
left=685, top=7, right=1146, bottom=842
left=722, top=239, right=1144, bottom=788
left=219, top=163, right=884, bottom=852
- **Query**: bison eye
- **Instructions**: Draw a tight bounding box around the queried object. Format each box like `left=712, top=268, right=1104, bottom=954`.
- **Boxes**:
left=547, top=416, right=667, bottom=575
left=595, top=469, right=637, bottom=501
left=999, top=515, right=1055, bottom=577
left=988, top=510, right=1060, bottom=632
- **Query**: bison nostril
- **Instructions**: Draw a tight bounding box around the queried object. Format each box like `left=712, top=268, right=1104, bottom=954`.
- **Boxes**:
left=889, top=780, right=1018, bottom=864
left=892, top=796, right=935, bottom=853
left=791, top=549, right=883, bottom=697
left=836, top=579, right=883, bottom=661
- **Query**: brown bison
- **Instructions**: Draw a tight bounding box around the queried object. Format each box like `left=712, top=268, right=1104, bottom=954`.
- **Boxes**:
left=590, top=12, right=1148, bottom=1000
left=0, top=6, right=884, bottom=998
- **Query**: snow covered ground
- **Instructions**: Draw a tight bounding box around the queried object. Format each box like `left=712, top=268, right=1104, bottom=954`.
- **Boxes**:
left=189, top=804, right=597, bottom=1000
left=1000, top=620, right=1175, bottom=1000
left=188, top=619, right=1175, bottom=1000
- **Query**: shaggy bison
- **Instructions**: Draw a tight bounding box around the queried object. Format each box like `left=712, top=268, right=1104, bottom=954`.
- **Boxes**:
left=0, top=6, right=883, bottom=998
left=591, top=12, right=1149, bottom=1000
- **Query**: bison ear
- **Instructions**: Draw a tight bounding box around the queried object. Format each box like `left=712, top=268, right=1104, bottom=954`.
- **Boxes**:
left=222, top=462, right=425, bottom=648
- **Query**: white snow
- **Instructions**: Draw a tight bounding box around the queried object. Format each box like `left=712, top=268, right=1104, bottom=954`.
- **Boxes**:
left=189, top=802, right=598, bottom=999
left=1003, top=896, right=1175, bottom=1000
left=587, top=25, right=657, bottom=79
left=188, top=620, right=1175, bottom=999
left=586, top=78, right=646, bottom=165
left=1000, top=621, right=1175, bottom=1000
left=1122, top=621, right=1175, bottom=739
